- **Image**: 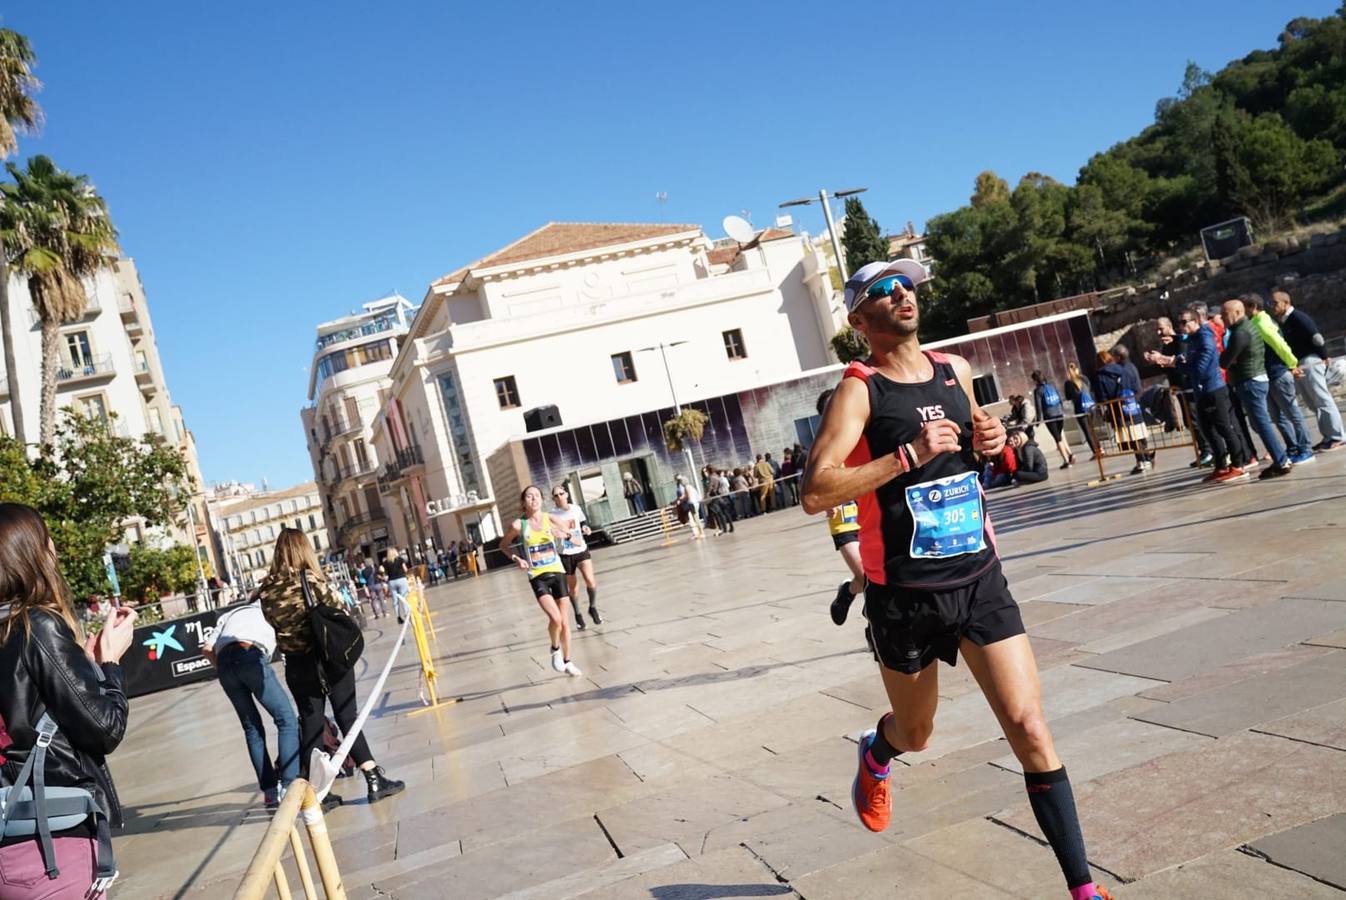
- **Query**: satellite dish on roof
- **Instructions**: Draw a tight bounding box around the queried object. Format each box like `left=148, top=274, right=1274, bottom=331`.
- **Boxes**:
left=722, top=215, right=757, bottom=245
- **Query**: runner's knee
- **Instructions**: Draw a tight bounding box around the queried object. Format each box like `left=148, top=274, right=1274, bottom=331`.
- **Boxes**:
left=1004, top=707, right=1051, bottom=751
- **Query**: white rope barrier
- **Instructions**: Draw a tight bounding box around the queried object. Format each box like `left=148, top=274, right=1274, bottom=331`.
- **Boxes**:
left=307, top=616, right=413, bottom=803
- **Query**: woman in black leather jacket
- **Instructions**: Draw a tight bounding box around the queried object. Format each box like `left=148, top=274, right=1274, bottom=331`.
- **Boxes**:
left=0, top=503, right=138, bottom=899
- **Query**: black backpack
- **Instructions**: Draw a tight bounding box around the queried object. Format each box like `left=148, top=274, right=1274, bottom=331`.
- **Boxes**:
left=301, top=571, right=365, bottom=693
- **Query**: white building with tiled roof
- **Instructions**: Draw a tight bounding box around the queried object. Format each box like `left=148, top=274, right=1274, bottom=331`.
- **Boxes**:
left=368, top=221, right=837, bottom=552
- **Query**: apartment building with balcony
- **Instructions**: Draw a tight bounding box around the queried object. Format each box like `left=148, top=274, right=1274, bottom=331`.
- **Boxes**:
left=1, top=258, right=215, bottom=568
left=214, top=481, right=328, bottom=586
left=300, top=294, right=415, bottom=561
left=368, top=221, right=839, bottom=553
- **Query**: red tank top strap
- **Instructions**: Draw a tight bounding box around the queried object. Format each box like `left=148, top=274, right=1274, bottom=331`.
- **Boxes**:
left=925, top=350, right=951, bottom=365
left=843, top=360, right=877, bottom=382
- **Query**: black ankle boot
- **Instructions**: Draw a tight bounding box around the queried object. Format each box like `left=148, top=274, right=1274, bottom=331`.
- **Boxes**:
left=320, top=792, right=343, bottom=813
left=574, top=611, right=586, bottom=630
left=364, top=766, right=405, bottom=803
left=589, top=605, right=602, bottom=625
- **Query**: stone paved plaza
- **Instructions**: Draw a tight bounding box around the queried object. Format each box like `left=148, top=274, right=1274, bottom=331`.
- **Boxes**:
left=114, top=451, right=1346, bottom=899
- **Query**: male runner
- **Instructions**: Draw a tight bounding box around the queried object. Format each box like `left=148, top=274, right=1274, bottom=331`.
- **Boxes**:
left=816, top=388, right=864, bottom=626
left=802, top=259, right=1111, bottom=900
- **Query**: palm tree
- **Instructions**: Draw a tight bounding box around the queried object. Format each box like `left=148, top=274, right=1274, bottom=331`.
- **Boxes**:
left=0, top=155, right=118, bottom=446
left=0, top=28, right=41, bottom=445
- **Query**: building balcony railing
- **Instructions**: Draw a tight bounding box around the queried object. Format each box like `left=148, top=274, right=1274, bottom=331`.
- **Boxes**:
left=338, top=510, right=386, bottom=537
left=377, top=443, right=425, bottom=491
left=315, top=315, right=400, bottom=353
left=321, top=415, right=361, bottom=443
left=56, top=355, right=114, bottom=386
left=337, top=459, right=379, bottom=484
left=395, top=443, right=425, bottom=471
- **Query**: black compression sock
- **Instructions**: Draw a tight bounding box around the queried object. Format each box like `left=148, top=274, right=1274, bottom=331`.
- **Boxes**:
left=1024, top=767, right=1092, bottom=889
left=868, top=714, right=901, bottom=767
left=587, top=586, right=597, bottom=606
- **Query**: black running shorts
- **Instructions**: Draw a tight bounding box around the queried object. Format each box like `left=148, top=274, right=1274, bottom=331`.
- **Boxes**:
left=831, top=532, right=860, bottom=550
left=862, top=559, right=1025, bottom=674
left=1043, top=418, right=1064, bottom=442
left=529, top=572, right=568, bottom=600
left=561, top=550, right=591, bottom=576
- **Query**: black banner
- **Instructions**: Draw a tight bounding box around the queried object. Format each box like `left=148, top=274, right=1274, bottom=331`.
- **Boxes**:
left=122, top=606, right=233, bottom=698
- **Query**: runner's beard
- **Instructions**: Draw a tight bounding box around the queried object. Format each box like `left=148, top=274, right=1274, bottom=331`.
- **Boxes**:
left=886, top=303, right=920, bottom=337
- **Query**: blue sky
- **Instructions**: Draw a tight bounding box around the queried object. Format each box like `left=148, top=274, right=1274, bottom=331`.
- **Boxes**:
left=5, top=2, right=1335, bottom=488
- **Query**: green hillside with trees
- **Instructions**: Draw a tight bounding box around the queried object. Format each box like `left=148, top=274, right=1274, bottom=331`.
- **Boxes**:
left=918, top=9, right=1346, bottom=339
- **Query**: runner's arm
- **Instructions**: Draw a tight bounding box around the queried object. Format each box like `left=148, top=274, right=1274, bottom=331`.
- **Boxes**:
left=949, top=354, right=1007, bottom=457
left=802, top=376, right=901, bottom=514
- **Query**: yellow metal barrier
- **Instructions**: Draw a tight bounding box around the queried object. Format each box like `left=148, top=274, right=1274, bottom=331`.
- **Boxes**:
left=235, top=781, right=345, bottom=900
left=658, top=507, right=679, bottom=546
left=406, top=579, right=455, bottom=717
left=1084, top=392, right=1200, bottom=486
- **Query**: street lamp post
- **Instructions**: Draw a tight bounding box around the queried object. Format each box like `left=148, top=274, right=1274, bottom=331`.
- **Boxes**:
left=779, top=187, right=869, bottom=281
left=637, top=341, right=699, bottom=483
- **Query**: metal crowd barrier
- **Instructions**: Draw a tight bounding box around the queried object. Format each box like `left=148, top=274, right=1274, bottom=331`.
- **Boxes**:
left=1083, top=394, right=1200, bottom=485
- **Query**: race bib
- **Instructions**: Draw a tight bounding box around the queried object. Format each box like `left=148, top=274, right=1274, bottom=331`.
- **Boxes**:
left=528, top=540, right=558, bottom=570
left=904, top=471, right=986, bottom=559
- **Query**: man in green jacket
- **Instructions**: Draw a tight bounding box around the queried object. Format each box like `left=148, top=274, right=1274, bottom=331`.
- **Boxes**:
left=1246, top=293, right=1314, bottom=465
left=1219, top=297, right=1292, bottom=479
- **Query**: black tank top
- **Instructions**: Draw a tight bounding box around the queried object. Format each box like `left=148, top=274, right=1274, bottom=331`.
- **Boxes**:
left=843, top=353, right=998, bottom=589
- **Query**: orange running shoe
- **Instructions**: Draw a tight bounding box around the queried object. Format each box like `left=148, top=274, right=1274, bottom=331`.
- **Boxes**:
left=851, top=728, right=891, bottom=832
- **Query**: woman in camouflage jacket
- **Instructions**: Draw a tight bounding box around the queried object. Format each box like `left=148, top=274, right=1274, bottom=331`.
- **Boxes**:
left=258, top=528, right=405, bottom=810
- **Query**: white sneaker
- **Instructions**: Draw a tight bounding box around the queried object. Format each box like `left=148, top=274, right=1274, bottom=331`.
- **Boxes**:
left=550, top=648, right=564, bottom=672
left=563, top=661, right=582, bottom=677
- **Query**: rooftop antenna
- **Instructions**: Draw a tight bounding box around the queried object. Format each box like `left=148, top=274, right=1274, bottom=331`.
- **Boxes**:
left=655, top=191, right=668, bottom=221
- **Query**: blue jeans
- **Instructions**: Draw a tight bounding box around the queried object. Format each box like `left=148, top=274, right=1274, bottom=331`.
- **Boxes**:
left=217, top=643, right=300, bottom=793
left=1267, top=369, right=1312, bottom=456
left=1235, top=379, right=1287, bottom=467
left=389, top=576, right=411, bottom=618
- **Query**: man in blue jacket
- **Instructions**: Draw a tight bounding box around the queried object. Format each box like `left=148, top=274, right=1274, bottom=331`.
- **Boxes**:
left=1147, top=305, right=1247, bottom=482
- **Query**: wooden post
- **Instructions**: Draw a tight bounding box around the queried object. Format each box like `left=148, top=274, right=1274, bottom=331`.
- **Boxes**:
left=300, top=784, right=346, bottom=900
left=288, top=825, right=319, bottom=900
left=273, top=864, right=293, bottom=900
left=234, top=780, right=307, bottom=900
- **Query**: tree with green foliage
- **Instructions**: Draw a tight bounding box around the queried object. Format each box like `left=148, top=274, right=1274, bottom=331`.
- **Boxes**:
left=840, top=196, right=888, bottom=275
left=914, top=10, right=1346, bottom=332
left=663, top=408, right=708, bottom=453
left=120, top=544, right=202, bottom=605
left=829, top=325, right=869, bottom=363
left=0, top=411, right=190, bottom=601
left=0, top=155, right=119, bottom=446
left=1214, top=111, right=1338, bottom=231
